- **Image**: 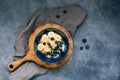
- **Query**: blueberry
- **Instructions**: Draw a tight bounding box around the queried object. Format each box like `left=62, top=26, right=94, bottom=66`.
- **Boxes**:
left=82, top=39, right=87, bottom=43
left=56, top=15, right=60, bottom=18
left=118, top=76, right=120, bottom=80
left=51, top=37, right=54, bottom=41
left=54, top=46, right=59, bottom=50
left=51, top=53, right=56, bottom=57
left=57, top=42, right=61, bottom=45
left=48, top=42, right=50, bottom=45
left=53, top=50, right=57, bottom=54
left=48, top=43, right=52, bottom=48
left=63, top=10, right=67, bottom=14
left=47, top=52, right=51, bottom=55
left=80, top=46, right=84, bottom=50
left=85, top=45, right=90, bottom=50
left=43, top=42, right=46, bottom=45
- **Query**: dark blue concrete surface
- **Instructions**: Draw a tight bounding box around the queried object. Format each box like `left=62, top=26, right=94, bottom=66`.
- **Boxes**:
left=0, top=0, right=120, bottom=80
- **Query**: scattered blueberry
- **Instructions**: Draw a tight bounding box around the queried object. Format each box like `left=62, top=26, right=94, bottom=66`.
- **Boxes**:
left=80, top=46, right=84, bottom=50
left=118, top=76, right=120, bottom=80
left=85, top=45, right=90, bottom=50
left=63, top=10, right=67, bottom=14
left=82, top=38, right=87, bottom=43
left=56, top=15, right=60, bottom=18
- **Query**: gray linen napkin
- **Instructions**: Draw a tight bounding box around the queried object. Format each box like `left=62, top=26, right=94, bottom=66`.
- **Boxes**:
left=10, top=4, right=86, bottom=80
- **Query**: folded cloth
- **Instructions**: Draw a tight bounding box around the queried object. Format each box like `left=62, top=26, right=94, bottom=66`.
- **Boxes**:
left=10, top=4, right=86, bottom=80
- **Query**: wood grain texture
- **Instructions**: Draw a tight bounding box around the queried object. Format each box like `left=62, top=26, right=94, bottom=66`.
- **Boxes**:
left=8, top=23, right=73, bottom=71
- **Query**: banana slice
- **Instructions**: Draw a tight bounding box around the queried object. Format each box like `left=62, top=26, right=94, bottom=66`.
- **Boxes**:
left=54, top=33, right=62, bottom=41
left=37, top=43, right=44, bottom=51
left=44, top=45, right=52, bottom=52
left=49, top=41, right=57, bottom=49
left=41, top=34, right=49, bottom=42
left=62, top=44, right=65, bottom=52
left=53, top=54, right=60, bottom=58
left=41, top=49, right=45, bottom=54
left=48, top=31, right=55, bottom=37
left=46, top=54, right=51, bottom=58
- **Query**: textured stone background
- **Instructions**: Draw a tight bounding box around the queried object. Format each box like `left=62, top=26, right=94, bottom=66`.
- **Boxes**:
left=0, top=0, right=120, bottom=80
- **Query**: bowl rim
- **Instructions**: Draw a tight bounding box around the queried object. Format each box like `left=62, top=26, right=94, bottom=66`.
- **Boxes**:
left=28, top=23, right=73, bottom=68
left=34, top=28, right=69, bottom=63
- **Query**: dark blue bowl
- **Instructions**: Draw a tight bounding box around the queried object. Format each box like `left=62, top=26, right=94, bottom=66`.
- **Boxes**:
left=34, top=28, right=69, bottom=63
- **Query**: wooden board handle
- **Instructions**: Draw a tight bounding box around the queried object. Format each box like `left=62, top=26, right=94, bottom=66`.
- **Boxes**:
left=8, top=55, right=28, bottom=72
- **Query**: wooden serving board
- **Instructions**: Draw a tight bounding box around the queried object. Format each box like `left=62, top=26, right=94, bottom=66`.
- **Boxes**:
left=8, top=23, right=73, bottom=71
